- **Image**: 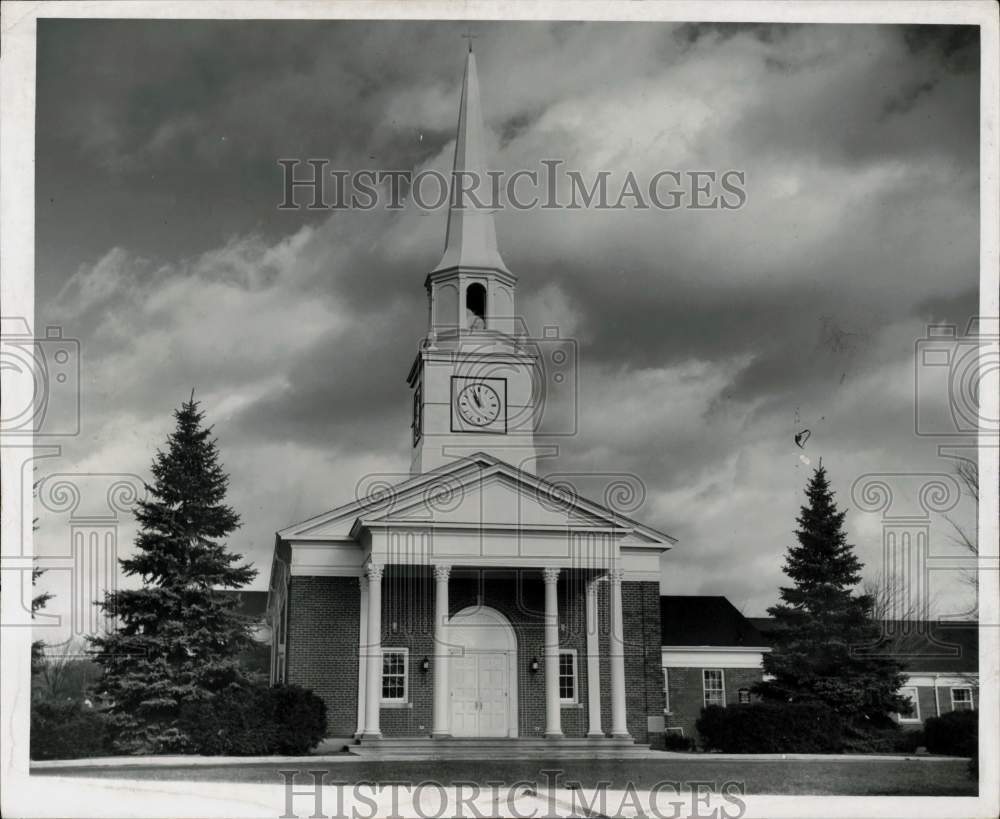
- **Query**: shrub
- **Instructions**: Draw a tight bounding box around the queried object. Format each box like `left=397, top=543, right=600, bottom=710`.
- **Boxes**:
left=663, top=732, right=696, bottom=752
left=696, top=701, right=844, bottom=753
left=268, top=684, right=328, bottom=754
left=31, top=698, right=113, bottom=760
left=841, top=723, right=923, bottom=754
left=923, top=710, right=977, bottom=757
left=178, top=684, right=327, bottom=756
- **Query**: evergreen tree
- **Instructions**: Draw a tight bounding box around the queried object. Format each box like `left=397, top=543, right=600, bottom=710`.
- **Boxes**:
left=31, top=480, right=53, bottom=674
left=31, top=564, right=53, bottom=674
left=90, top=395, right=257, bottom=753
left=755, top=464, right=911, bottom=724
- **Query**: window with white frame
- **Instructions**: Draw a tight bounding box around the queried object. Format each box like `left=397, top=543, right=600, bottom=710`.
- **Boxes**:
left=951, top=687, right=974, bottom=711
left=559, top=649, right=578, bottom=704
left=381, top=648, right=408, bottom=703
left=898, top=686, right=921, bottom=721
left=703, top=669, right=725, bottom=707
left=663, top=668, right=671, bottom=713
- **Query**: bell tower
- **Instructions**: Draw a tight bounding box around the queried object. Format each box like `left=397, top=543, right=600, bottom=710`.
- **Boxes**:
left=407, top=48, right=539, bottom=475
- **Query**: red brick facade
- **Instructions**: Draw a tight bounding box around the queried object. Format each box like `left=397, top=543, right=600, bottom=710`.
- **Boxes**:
left=895, top=681, right=979, bottom=728
left=285, top=575, right=362, bottom=737
left=282, top=568, right=664, bottom=742
left=663, top=666, right=764, bottom=738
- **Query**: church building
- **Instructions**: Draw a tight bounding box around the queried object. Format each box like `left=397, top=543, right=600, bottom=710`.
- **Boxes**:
left=266, top=50, right=674, bottom=754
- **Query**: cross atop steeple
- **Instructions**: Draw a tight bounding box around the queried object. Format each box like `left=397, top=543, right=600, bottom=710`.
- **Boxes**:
left=431, top=48, right=510, bottom=277
left=460, top=31, right=478, bottom=52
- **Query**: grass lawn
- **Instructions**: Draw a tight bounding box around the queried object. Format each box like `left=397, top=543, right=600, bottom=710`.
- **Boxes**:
left=34, top=757, right=976, bottom=796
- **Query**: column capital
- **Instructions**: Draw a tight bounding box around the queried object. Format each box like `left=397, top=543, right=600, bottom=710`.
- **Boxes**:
left=585, top=576, right=603, bottom=596
left=358, top=574, right=368, bottom=590
left=433, top=564, right=452, bottom=583
left=366, top=562, right=384, bottom=582
left=609, top=567, right=625, bottom=584
left=542, top=567, right=561, bottom=585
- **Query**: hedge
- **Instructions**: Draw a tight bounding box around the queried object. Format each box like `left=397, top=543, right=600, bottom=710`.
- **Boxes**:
left=841, top=723, right=924, bottom=754
left=31, top=699, right=114, bottom=760
left=696, top=701, right=844, bottom=753
left=923, top=710, right=977, bottom=757
left=177, top=684, right=327, bottom=756
left=663, top=732, right=697, bottom=752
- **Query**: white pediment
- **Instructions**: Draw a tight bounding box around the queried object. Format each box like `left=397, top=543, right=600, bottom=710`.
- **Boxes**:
left=279, top=452, right=675, bottom=547
left=366, top=471, right=618, bottom=531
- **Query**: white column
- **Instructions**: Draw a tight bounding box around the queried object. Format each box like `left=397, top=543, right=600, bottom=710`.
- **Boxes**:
left=609, top=568, right=630, bottom=738
left=543, top=567, right=563, bottom=738
left=585, top=577, right=604, bottom=737
left=355, top=575, right=369, bottom=737
left=432, top=564, right=452, bottom=737
left=362, top=562, right=383, bottom=738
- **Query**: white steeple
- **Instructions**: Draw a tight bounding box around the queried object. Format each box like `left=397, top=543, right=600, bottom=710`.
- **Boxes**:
left=432, top=46, right=510, bottom=276
left=409, top=48, right=537, bottom=475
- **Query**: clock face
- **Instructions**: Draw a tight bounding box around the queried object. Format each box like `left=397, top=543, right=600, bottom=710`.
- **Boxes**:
left=456, top=383, right=502, bottom=427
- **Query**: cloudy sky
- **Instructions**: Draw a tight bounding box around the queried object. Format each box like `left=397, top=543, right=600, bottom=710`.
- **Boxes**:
left=32, top=19, right=982, bottom=644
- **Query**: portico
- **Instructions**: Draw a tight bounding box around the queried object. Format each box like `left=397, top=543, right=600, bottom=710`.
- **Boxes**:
left=353, top=561, right=630, bottom=741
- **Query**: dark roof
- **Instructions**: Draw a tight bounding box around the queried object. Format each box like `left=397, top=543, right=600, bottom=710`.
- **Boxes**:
left=745, top=617, right=978, bottom=674
left=214, top=589, right=269, bottom=619
left=747, top=616, right=778, bottom=635
left=660, top=596, right=768, bottom=647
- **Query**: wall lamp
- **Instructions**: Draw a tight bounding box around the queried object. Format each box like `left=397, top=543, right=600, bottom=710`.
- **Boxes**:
left=529, top=657, right=540, bottom=673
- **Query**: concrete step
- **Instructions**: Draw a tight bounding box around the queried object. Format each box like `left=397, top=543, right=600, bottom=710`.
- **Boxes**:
left=353, top=737, right=636, bottom=748
left=346, top=736, right=652, bottom=759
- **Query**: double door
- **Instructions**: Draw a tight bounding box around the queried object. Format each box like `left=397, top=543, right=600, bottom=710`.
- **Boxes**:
left=450, top=651, right=510, bottom=737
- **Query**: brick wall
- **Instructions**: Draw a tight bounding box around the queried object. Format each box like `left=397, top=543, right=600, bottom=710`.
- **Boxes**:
left=623, top=581, right=665, bottom=745
left=896, top=682, right=979, bottom=727
left=664, top=666, right=764, bottom=739
left=285, top=575, right=361, bottom=736
left=286, top=568, right=663, bottom=741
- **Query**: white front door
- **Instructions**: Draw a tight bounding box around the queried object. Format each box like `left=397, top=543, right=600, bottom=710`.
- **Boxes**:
left=446, top=606, right=518, bottom=738
left=477, top=653, right=509, bottom=737
left=450, top=652, right=510, bottom=737
left=450, top=654, right=480, bottom=737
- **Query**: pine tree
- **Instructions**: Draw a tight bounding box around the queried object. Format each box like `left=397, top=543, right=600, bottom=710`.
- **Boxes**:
left=756, top=464, right=911, bottom=724
left=90, top=395, right=257, bottom=753
left=31, top=480, right=53, bottom=674
left=31, top=564, right=53, bottom=674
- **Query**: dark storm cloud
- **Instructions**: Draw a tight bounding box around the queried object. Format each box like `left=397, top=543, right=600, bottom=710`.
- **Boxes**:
left=34, top=20, right=981, bottom=616
left=230, top=299, right=423, bottom=453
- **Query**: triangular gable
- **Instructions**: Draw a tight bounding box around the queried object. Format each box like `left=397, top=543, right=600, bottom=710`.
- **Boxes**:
left=277, top=455, right=497, bottom=539
left=279, top=452, right=675, bottom=546
left=364, top=469, right=621, bottom=531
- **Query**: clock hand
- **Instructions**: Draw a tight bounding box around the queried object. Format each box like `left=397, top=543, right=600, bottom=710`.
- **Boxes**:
left=472, top=387, right=482, bottom=409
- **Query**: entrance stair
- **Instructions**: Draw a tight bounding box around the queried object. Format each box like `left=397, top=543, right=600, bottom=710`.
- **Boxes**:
left=344, top=736, right=653, bottom=760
